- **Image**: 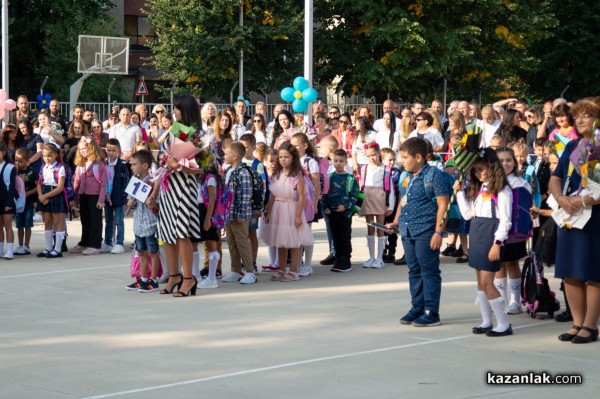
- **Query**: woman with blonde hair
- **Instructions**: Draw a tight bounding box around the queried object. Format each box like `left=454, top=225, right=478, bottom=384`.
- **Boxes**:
left=200, top=102, right=217, bottom=131
left=426, top=108, right=443, bottom=131
left=151, top=104, right=168, bottom=130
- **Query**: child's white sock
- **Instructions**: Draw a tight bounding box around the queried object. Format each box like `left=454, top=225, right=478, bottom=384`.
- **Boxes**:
left=268, top=246, right=278, bottom=266
left=5, top=243, right=13, bottom=257
left=192, top=251, right=200, bottom=279
left=303, top=244, right=314, bottom=268
left=367, top=235, right=375, bottom=260
left=44, top=230, right=54, bottom=252
left=377, top=236, right=386, bottom=262
left=208, top=251, right=220, bottom=281
left=488, top=297, right=510, bottom=332
left=477, top=291, right=492, bottom=328
left=509, top=278, right=522, bottom=305
left=54, top=231, right=65, bottom=253
left=494, top=277, right=508, bottom=305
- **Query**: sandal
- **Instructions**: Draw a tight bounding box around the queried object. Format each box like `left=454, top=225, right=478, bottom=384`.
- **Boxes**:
left=173, top=277, right=198, bottom=297
left=160, top=273, right=183, bottom=294
left=280, top=271, right=299, bottom=282
left=270, top=271, right=286, bottom=281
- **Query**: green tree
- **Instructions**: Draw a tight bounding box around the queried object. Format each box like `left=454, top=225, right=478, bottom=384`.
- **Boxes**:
left=523, top=2, right=600, bottom=100
left=145, top=0, right=304, bottom=101
left=7, top=0, right=125, bottom=102
left=314, top=0, right=556, bottom=104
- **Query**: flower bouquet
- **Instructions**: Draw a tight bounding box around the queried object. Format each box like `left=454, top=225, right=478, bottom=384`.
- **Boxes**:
left=569, top=127, right=600, bottom=200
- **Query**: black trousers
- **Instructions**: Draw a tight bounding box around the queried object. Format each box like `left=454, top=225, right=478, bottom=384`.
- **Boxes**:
left=384, top=212, right=398, bottom=255
left=79, top=194, right=103, bottom=249
left=329, top=212, right=352, bottom=265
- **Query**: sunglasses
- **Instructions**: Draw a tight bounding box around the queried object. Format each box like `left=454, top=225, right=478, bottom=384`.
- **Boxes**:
left=253, top=119, right=262, bottom=123
left=155, top=110, right=165, bottom=114
left=416, top=118, right=425, bottom=121
left=340, top=120, right=349, bottom=124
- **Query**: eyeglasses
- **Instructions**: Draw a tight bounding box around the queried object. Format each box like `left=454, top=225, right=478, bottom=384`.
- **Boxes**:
left=329, top=111, right=339, bottom=114
left=415, top=118, right=425, bottom=121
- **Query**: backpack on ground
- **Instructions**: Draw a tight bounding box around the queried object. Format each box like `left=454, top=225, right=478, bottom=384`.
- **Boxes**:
left=130, top=247, right=164, bottom=279
left=360, top=164, right=393, bottom=206
left=200, top=173, right=233, bottom=229
left=1, top=163, right=26, bottom=213
left=520, top=251, right=560, bottom=319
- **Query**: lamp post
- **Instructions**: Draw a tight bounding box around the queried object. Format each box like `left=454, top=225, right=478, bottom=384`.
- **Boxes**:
left=239, top=0, right=243, bottom=98
left=1, top=0, right=9, bottom=96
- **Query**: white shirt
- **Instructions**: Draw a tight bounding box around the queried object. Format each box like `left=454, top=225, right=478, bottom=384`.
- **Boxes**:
left=362, top=164, right=396, bottom=211
left=252, top=130, right=267, bottom=144
left=374, top=128, right=401, bottom=151
left=409, top=128, right=444, bottom=149
left=42, top=162, right=66, bottom=187
left=198, top=175, right=217, bottom=204
left=373, top=116, right=402, bottom=133
left=108, top=123, right=141, bottom=155
left=480, top=119, right=501, bottom=148
left=456, top=183, right=513, bottom=242
left=351, top=130, right=377, bottom=165
left=35, top=127, right=61, bottom=149
left=300, top=154, right=319, bottom=175
left=507, top=173, right=531, bottom=192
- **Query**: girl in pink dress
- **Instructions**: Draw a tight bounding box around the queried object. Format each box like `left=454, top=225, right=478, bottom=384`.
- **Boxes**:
left=262, top=141, right=314, bottom=282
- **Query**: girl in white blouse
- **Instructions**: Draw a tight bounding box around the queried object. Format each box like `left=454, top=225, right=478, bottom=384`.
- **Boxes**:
left=455, top=148, right=513, bottom=337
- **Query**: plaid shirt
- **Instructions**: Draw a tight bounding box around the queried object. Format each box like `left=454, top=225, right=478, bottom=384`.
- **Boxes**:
left=225, top=163, right=252, bottom=221
left=128, top=175, right=157, bottom=237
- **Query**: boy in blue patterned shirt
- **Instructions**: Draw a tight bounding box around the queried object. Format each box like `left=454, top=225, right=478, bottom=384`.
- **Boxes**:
left=387, top=138, right=450, bottom=327
left=323, top=149, right=358, bottom=272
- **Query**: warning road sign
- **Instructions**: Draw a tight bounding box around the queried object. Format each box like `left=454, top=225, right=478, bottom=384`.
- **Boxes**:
left=136, top=77, right=149, bottom=96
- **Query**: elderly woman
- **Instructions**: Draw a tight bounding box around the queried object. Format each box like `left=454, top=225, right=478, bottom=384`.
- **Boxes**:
left=409, top=111, right=444, bottom=152
left=549, top=97, right=600, bottom=344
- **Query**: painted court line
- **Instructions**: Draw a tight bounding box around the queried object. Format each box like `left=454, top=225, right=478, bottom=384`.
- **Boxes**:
left=0, top=264, right=127, bottom=279
left=82, top=321, right=551, bottom=399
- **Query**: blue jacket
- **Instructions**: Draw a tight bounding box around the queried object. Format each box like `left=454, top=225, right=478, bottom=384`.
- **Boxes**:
left=108, top=158, right=130, bottom=207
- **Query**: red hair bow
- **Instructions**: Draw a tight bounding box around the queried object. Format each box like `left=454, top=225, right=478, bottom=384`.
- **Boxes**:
left=364, top=142, right=379, bottom=150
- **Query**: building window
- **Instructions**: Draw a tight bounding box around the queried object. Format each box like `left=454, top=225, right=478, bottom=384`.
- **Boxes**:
left=125, top=15, right=156, bottom=50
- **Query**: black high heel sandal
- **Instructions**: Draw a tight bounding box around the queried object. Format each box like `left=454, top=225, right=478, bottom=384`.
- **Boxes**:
left=557, top=325, right=581, bottom=342
left=173, top=277, right=198, bottom=297
left=159, top=273, right=183, bottom=295
left=571, top=326, right=599, bottom=344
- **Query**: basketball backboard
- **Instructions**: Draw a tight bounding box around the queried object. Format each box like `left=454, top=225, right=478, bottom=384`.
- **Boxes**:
left=77, top=35, right=129, bottom=75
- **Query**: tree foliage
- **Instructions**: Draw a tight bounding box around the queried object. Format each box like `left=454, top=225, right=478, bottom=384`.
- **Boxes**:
left=145, top=0, right=304, bottom=101
left=314, top=0, right=557, bottom=104
left=7, top=0, right=126, bottom=102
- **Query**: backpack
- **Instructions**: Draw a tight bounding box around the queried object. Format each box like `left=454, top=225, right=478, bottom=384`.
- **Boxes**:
left=79, top=163, right=112, bottom=205
left=524, top=164, right=542, bottom=208
left=130, top=247, right=164, bottom=279
left=230, top=163, right=265, bottom=212
left=360, top=164, right=393, bottom=206
left=293, top=174, right=316, bottom=223
left=1, top=163, right=26, bottom=213
left=40, top=162, right=74, bottom=205
left=303, top=157, right=330, bottom=196
left=506, top=186, right=534, bottom=243
left=328, top=172, right=361, bottom=215
left=251, top=158, right=270, bottom=207
left=200, top=173, right=233, bottom=229
left=422, top=167, right=455, bottom=202
left=520, top=251, right=560, bottom=319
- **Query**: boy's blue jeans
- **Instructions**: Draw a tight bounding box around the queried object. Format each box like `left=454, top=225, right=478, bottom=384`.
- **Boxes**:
left=401, top=227, right=442, bottom=314
left=104, top=205, right=124, bottom=246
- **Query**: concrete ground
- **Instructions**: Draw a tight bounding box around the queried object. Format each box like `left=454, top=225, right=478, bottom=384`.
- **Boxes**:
left=0, top=215, right=598, bottom=399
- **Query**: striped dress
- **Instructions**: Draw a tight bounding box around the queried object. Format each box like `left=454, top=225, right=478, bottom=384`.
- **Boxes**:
left=158, top=170, right=201, bottom=244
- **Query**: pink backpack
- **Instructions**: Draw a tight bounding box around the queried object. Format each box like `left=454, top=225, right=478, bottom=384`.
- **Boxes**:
left=303, top=157, right=330, bottom=195
left=359, top=164, right=393, bottom=206
left=292, top=174, right=315, bottom=223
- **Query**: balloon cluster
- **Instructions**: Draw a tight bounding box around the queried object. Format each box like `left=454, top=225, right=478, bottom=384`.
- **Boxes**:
left=36, top=93, right=52, bottom=109
left=0, top=89, right=16, bottom=119
left=280, top=76, right=318, bottom=113
left=235, top=95, right=250, bottom=107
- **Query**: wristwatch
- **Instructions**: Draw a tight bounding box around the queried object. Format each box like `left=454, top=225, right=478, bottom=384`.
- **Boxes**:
left=435, top=231, right=444, bottom=237
left=494, top=240, right=504, bottom=246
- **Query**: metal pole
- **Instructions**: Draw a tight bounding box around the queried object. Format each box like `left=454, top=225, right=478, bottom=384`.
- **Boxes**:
left=239, top=0, right=243, bottom=97
left=230, top=81, right=239, bottom=106
left=39, top=76, right=49, bottom=95
left=1, top=0, right=9, bottom=98
left=443, top=78, right=447, bottom=117
left=107, top=77, right=116, bottom=103
left=304, top=0, right=313, bottom=121
left=170, top=80, right=178, bottom=110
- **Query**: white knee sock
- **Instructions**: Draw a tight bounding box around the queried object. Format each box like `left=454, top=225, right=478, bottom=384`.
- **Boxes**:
left=477, top=291, right=492, bottom=328
left=488, top=297, right=510, bottom=332
left=377, top=236, right=386, bottom=262
left=192, top=251, right=200, bottom=279
left=303, top=244, right=314, bottom=268
left=208, top=251, right=220, bottom=281
left=509, top=278, right=521, bottom=305
left=494, top=277, right=508, bottom=305
left=54, top=231, right=65, bottom=253
left=367, top=235, right=375, bottom=260
left=268, top=246, right=278, bottom=266
left=5, top=243, right=13, bottom=257
left=44, top=230, right=54, bottom=252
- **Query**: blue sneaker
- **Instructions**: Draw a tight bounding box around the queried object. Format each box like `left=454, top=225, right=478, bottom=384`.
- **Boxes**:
left=412, top=311, right=441, bottom=327
left=399, top=310, right=424, bottom=325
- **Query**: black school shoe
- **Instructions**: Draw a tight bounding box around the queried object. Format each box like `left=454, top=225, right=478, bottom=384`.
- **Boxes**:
left=320, top=254, right=336, bottom=265
left=382, top=254, right=396, bottom=263
left=449, top=245, right=464, bottom=258
left=441, top=244, right=456, bottom=256
left=486, top=325, right=513, bottom=337
left=555, top=311, right=573, bottom=323
left=393, top=256, right=407, bottom=265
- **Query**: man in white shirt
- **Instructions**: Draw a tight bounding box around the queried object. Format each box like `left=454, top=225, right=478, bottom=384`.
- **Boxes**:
left=108, top=108, right=141, bottom=162
left=373, top=99, right=401, bottom=132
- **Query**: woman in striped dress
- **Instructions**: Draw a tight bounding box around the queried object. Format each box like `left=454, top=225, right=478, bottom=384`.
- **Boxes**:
left=149, top=94, right=203, bottom=297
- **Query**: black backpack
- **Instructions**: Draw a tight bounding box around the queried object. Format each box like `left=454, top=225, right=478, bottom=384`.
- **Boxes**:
left=521, top=251, right=560, bottom=319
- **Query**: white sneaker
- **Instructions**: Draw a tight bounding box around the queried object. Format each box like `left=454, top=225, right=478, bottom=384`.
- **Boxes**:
left=110, top=244, right=125, bottom=254
left=240, top=272, right=257, bottom=284
left=199, top=278, right=218, bottom=289
left=3, top=252, right=14, bottom=260
left=371, top=259, right=385, bottom=269
left=363, top=258, right=375, bottom=268
left=100, top=243, right=113, bottom=253
left=33, top=213, right=42, bottom=222
left=298, top=265, right=313, bottom=277
left=221, top=272, right=243, bottom=282
left=14, top=246, right=24, bottom=255
left=506, top=302, right=523, bottom=315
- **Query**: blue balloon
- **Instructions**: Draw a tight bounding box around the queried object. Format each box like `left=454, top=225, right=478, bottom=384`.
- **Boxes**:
left=293, top=76, right=309, bottom=92
left=302, top=88, right=318, bottom=103
left=281, top=87, right=295, bottom=102
left=292, top=99, right=307, bottom=113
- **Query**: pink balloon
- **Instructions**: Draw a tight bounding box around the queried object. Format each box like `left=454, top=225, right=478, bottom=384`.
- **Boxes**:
left=4, top=99, right=16, bottom=110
